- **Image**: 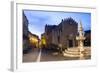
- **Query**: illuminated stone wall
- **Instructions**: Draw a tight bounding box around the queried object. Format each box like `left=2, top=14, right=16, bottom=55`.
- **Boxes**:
left=28, top=32, right=39, bottom=48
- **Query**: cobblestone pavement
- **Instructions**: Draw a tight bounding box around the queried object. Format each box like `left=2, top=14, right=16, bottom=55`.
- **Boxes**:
left=23, top=48, right=91, bottom=63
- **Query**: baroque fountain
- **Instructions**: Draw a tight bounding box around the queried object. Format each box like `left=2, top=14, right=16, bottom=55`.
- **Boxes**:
left=63, top=21, right=91, bottom=60
left=76, top=21, right=86, bottom=59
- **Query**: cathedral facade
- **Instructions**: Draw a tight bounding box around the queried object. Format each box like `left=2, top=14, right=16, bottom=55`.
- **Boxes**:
left=44, top=18, right=78, bottom=49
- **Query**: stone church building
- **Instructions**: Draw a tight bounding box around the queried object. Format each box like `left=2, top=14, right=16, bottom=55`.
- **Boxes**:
left=44, top=18, right=78, bottom=49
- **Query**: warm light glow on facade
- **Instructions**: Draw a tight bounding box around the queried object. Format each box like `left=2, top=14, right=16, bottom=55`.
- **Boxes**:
left=29, top=33, right=39, bottom=48
left=41, top=38, right=46, bottom=45
left=41, top=36, right=46, bottom=45
left=29, top=37, right=38, bottom=43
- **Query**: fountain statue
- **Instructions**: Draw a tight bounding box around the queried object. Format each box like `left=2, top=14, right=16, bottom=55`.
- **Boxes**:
left=76, top=20, right=85, bottom=59
left=63, top=20, right=88, bottom=59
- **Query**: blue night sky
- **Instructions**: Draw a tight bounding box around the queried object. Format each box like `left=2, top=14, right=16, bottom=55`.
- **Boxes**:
left=24, top=10, right=91, bottom=38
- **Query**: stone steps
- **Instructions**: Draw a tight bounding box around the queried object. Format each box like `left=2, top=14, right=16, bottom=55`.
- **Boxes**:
left=65, top=50, right=80, bottom=55
left=67, top=48, right=79, bottom=52
left=63, top=52, right=80, bottom=57
left=63, top=51, right=80, bottom=57
left=63, top=47, right=91, bottom=57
